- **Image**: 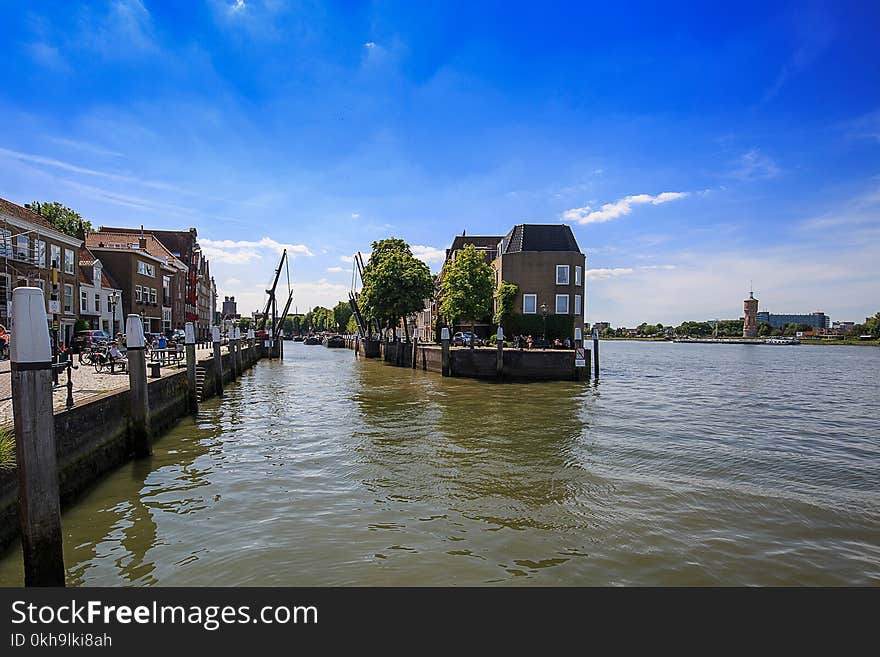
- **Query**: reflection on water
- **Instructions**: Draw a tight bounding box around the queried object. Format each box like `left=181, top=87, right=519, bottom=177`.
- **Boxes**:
left=1, top=341, right=878, bottom=586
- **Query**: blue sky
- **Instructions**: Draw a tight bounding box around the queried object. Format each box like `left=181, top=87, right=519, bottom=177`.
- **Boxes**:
left=1, top=0, right=878, bottom=325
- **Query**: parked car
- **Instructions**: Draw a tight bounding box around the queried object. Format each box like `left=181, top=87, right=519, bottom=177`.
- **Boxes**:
left=452, top=331, right=482, bottom=347
left=72, top=330, right=112, bottom=353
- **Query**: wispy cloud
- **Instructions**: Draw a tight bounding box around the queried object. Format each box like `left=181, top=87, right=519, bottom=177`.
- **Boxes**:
left=563, top=192, right=688, bottom=225
left=725, top=149, right=781, bottom=181
left=340, top=255, right=355, bottom=263
left=411, top=244, right=445, bottom=265
left=326, top=266, right=344, bottom=273
left=229, top=0, right=247, bottom=14
left=841, top=109, right=880, bottom=144
left=201, top=237, right=313, bottom=265
left=585, top=268, right=635, bottom=280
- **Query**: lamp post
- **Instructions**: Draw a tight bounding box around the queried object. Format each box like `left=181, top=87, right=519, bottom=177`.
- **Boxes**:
left=540, top=303, right=548, bottom=349
left=109, top=291, right=119, bottom=335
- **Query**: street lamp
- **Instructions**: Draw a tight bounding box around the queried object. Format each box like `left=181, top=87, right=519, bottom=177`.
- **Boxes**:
left=109, top=291, right=119, bottom=335
left=540, top=303, right=548, bottom=348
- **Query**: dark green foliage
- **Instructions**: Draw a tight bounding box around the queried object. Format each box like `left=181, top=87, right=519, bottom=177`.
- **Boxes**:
left=505, top=313, right=574, bottom=340
left=25, top=201, right=93, bottom=239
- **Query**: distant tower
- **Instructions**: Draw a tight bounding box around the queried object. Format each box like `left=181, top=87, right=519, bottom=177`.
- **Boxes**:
left=743, top=287, right=759, bottom=338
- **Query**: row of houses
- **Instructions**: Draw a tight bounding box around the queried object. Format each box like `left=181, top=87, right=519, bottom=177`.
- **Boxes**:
left=412, top=223, right=588, bottom=341
left=0, top=196, right=217, bottom=347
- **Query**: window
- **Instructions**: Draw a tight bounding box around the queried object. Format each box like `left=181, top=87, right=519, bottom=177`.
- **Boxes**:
left=150, top=288, right=157, bottom=304
left=575, top=266, right=582, bottom=286
left=95, top=294, right=101, bottom=313
left=556, top=264, right=569, bottom=285
left=50, top=244, right=61, bottom=269
left=556, top=294, right=569, bottom=314
left=63, top=284, right=74, bottom=314
left=37, top=240, right=47, bottom=268
left=64, top=249, right=75, bottom=274
left=0, top=274, right=9, bottom=309
left=137, top=260, right=155, bottom=277
left=16, top=235, right=29, bottom=261
left=574, top=294, right=582, bottom=316
left=136, top=285, right=143, bottom=302
left=0, top=230, right=11, bottom=257
left=523, top=293, right=537, bottom=314
left=81, top=289, right=88, bottom=312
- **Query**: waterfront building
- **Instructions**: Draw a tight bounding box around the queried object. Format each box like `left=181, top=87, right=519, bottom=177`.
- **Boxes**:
left=430, top=223, right=586, bottom=340
left=755, top=310, right=829, bottom=330
left=96, top=227, right=213, bottom=340
left=0, top=196, right=84, bottom=346
left=743, top=291, right=759, bottom=337
left=77, top=247, right=124, bottom=335
left=593, top=322, right=611, bottom=332
left=492, top=224, right=586, bottom=338
left=86, top=233, right=186, bottom=335
left=222, top=295, right=239, bottom=319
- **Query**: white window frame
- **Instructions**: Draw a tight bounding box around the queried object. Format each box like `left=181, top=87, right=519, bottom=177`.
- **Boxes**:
left=574, top=294, right=582, bottom=316
left=138, top=260, right=155, bottom=277
left=555, top=294, right=569, bottom=314
left=150, top=288, right=157, bottom=304
left=80, top=289, right=88, bottom=312
left=0, top=230, right=11, bottom=258
left=556, top=264, right=569, bottom=285
left=63, top=284, right=74, bottom=314
left=523, top=293, right=537, bottom=314
left=575, top=266, right=582, bottom=286
left=37, top=240, right=47, bottom=268
left=15, top=235, right=29, bottom=261
left=50, top=244, right=61, bottom=269
left=0, top=273, right=9, bottom=308
left=95, top=293, right=100, bottom=313
left=135, top=285, right=143, bottom=303
left=63, top=248, right=75, bottom=274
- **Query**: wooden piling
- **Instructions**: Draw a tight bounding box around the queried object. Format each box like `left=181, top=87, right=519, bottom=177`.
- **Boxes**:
left=412, top=335, right=418, bottom=369
left=496, top=327, right=504, bottom=379
left=185, top=322, right=197, bottom=412
left=212, top=326, right=224, bottom=397
left=441, top=327, right=451, bottom=377
left=235, top=327, right=244, bottom=375
left=11, top=287, right=66, bottom=586
left=592, top=328, right=600, bottom=379
left=125, top=314, right=151, bottom=458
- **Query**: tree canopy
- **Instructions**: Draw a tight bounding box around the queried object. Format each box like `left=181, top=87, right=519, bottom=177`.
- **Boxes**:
left=440, top=244, right=494, bottom=329
left=359, top=238, right=434, bottom=335
left=333, top=301, right=353, bottom=333
left=25, top=201, right=93, bottom=239
left=493, top=280, right=517, bottom=327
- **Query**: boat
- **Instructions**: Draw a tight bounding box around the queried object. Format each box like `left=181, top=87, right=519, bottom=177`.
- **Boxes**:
left=303, top=335, right=321, bottom=345
left=323, top=335, right=345, bottom=348
left=292, top=335, right=305, bottom=342
left=764, top=337, right=800, bottom=345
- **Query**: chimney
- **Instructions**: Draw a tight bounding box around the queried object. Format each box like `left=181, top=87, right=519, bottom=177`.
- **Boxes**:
left=138, top=237, right=147, bottom=249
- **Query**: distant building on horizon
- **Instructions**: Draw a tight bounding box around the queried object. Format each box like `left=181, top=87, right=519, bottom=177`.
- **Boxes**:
left=743, top=290, right=758, bottom=338
left=756, top=310, right=829, bottom=330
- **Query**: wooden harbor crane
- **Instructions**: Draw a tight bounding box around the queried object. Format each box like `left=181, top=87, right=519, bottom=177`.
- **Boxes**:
left=258, top=249, right=293, bottom=359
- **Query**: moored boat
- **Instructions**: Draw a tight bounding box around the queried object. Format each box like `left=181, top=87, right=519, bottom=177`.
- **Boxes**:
left=323, top=335, right=345, bottom=348
left=303, top=335, right=320, bottom=345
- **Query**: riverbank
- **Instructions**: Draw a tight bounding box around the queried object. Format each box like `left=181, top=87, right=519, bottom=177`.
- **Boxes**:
left=601, top=337, right=879, bottom=346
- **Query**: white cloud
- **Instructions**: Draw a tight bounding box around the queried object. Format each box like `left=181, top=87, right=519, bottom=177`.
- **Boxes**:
left=563, top=192, right=688, bottom=224
left=230, top=0, right=246, bottom=13
left=726, top=149, right=780, bottom=181
left=364, top=42, right=376, bottom=48
left=411, top=245, right=445, bottom=265
left=585, top=268, right=635, bottom=280
left=326, top=266, right=344, bottom=273
left=340, top=255, right=355, bottom=263
left=351, top=213, right=360, bottom=219
left=200, top=237, right=313, bottom=265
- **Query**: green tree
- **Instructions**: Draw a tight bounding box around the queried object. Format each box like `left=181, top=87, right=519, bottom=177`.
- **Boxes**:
left=359, top=238, right=434, bottom=340
left=493, top=280, right=517, bottom=327
left=440, top=243, right=494, bottom=349
left=333, top=301, right=353, bottom=334
left=758, top=322, right=773, bottom=337
left=239, top=317, right=253, bottom=331
left=346, top=315, right=359, bottom=334
left=25, top=201, right=93, bottom=239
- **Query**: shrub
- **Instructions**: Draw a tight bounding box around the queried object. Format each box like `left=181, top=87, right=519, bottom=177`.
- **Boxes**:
left=0, top=427, right=14, bottom=470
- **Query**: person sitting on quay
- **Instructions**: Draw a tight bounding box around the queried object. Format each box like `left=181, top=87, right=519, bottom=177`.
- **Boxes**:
left=526, top=335, right=534, bottom=350
left=158, top=334, right=167, bottom=350
left=553, top=338, right=563, bottom=349
left=107, top=341, right=125, bottom=373
left=0, top=324, right=8, bottom=360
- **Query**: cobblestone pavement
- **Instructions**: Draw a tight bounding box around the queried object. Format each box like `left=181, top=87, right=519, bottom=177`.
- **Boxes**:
left=0, top=345, right=217, bottom=426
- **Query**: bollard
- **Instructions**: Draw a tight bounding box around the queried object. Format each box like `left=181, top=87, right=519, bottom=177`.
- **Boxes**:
left=11, top=287, right=66, bottom=587
left=574, top=327, right=585, bottom=382
left=592, top=328, right=600, bottom=379
left=185, top=322, right=197, bottom=412
left=212, top=326, right=224, bottom=397
left=235, top=327, right=244, bottom=374
left=496, top=326, right=504, bottom=379
left=441, top=327, right=451, bottom=377
left=228, top=328, right=238, bottom=380
left=412, top=335, right=418, bottom=369
left=126, top=315, right=151, bottom=458
left=247, top=328, right=255, bottom=364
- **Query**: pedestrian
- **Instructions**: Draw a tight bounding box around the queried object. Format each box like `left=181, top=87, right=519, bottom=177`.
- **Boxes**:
left=565, top=336, right=571, bottom=349
left=158, top=334, right=167, bottom=350
left=526, top=334, right=533, bottom=350
left=0, top=324, right=8, bottom=360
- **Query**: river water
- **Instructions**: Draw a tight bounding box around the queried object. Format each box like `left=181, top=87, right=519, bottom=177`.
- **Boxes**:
left=1, top=340, right=878, bottom=586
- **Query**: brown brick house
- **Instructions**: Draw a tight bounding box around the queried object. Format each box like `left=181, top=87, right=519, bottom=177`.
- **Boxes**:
left=0, top=196, right=84, bottom=346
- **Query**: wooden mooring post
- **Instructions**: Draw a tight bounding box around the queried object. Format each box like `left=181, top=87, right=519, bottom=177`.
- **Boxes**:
left=11, top=287, right=66, bottom=586
left=185, top=321, right=197, bottom=412
left=592, top=328, right=600, bottom=379
left=126, top=314, right=151, bottom=458
left=441, top=327, right=451, bottom=377
left=235, top=327, right=244, bottom=374
left=496, top=327, right=504, bottom=379
left=212, top=326, right=224, bottom=397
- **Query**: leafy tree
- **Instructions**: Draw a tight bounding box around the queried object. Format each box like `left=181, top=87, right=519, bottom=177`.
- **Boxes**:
left=333, top=301, right=353, bottom=334
left=239, top=317, right=253, bottom=331
left=440, top=243, right=494, bottom=348
left=758, top=322, right=773, bottom=337
left=359, top=238, right=433, bottom=340
left=283, top=316, right=294, bottom=335
left=346, top=315, right=359, bottom=335
left=493, top=280, right=517, bottom=327
left=25, top=201, right=93, bottom=239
